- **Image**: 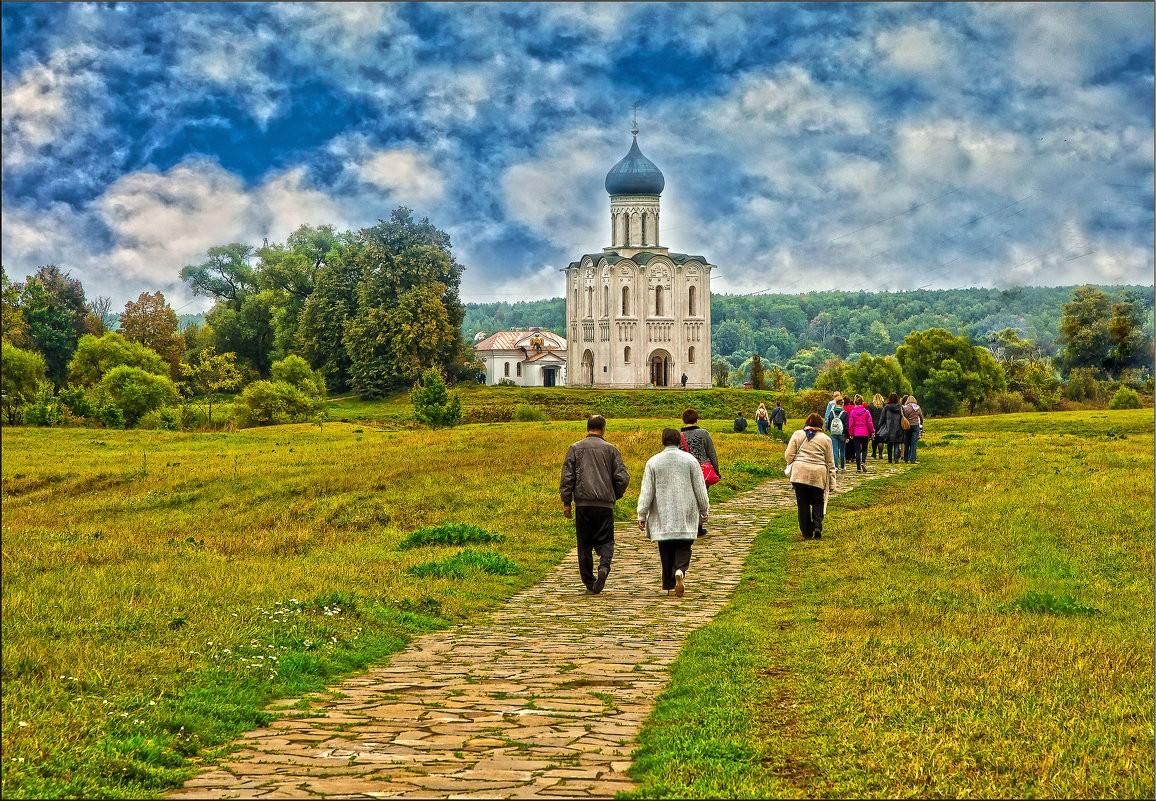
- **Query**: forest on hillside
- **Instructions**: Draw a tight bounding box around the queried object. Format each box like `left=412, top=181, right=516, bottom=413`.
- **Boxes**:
left=463, top=285, right=1154, bottom=387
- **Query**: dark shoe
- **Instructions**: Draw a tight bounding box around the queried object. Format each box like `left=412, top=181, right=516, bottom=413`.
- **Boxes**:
left=592, top=565, right=610, bottom=594
left=813, top=531, right=822, bottom=539
left=802, top=533, right=813, bottom=540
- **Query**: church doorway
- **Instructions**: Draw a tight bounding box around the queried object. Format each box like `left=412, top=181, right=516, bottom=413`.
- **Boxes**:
left=648, top=349, right=672, bottom=387
left=543, top=367, right=557, bottom=387
left=581, top=350, right=594, bottom=385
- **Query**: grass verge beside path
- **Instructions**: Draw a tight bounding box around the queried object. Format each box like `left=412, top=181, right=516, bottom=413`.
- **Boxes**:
left=627, top=409, right=1154, bottom=799
left=1, top=418, right=778, bottom=799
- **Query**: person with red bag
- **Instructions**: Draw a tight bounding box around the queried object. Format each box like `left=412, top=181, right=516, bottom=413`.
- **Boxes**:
left=679, top=408, right=719, bottom=537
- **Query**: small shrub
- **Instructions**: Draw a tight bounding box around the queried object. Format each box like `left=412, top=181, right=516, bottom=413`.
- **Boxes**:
left=406, top=549, right=519, bottom=579
left=1063, top=368, right=1102, bottom=402
left=410, top=368, right=461, bottom=427
left=497, top=378, right=517, bottom=387
left=138, top=406, right=181, bottom=431
left=23, top=399, right=62, bottom=426
left=92, top=366, right=180, bottom=425
left=235, top=380, right=325, bottom=427
left=512, top=404, right=548, bottom=422
left=94, top=403, right=126, bottom=430
left=1108, top=386, right=1142, bottom=410
left=974, top=391, right=1032, bottom=415
left=399, top=523, right=504, bottom=549
left=1010, top=591, right=1099, bottom=616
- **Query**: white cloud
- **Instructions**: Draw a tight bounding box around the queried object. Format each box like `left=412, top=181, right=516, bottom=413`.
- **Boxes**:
left=875, top=21, right=951, bottom=74
left=726, top=66, right=871, bottom=136
left=351, top=147, right=447, bottom=205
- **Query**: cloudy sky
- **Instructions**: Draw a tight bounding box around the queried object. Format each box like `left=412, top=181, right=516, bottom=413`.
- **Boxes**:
left=2, top=2, right=1153, bottom=312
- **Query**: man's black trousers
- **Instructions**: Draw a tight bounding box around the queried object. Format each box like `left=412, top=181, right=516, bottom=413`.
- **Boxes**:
left=575, top=506, right=615, bottom=589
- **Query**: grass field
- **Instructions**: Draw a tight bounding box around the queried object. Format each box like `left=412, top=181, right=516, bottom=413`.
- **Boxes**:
left=626, top=408, right=1154, bottom=799
left=0, top=415, right=780, bottom=798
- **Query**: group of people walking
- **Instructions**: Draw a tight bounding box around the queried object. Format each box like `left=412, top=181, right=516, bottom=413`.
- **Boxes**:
left=559, top=409, right=717, bottom=598
left=558, top=394, right=924, bottom=596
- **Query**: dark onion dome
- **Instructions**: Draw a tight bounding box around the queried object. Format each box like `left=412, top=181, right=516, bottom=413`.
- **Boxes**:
left=604, top=136, right=665, bottom=196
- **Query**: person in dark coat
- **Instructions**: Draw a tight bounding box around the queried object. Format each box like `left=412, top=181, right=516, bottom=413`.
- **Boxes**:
left=733, top=412, right=748, bottom=433
left=876, top=393, right=905, bottom=464
left=680, top=408, right=719, bottom=537
left=868, top=393, right=885, bottom=459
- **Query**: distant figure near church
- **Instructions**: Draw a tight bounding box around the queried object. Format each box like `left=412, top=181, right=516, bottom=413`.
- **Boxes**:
left=564, top=115, right=716, bottom=388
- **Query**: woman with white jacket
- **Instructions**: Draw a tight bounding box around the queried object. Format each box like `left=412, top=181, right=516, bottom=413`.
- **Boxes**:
left=637, top=428, right=711, bottom=597
left=784, top=412, right=836, bottom=540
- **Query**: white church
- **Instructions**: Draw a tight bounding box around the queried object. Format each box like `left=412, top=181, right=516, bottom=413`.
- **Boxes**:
left=564, top=122, right=715, bottom=388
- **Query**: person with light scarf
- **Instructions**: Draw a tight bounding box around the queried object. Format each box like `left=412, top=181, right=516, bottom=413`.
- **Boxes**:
left=784, top=412, right=836, bottom=540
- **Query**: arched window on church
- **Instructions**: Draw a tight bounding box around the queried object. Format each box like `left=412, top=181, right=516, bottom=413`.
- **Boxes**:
left=504, top=362, right=510, bottom=377
left=603, top=284, right=609, bottom=316
left=624, top=346, right=631, bottom=363
left=655, top=285, right=665, bottom=316
left=623, top=213, right=630, bottom=247
left=688, top=346, right=696, bottom=364
left=516, top=362, right=522, bottom=377
left=641, top=213, right=648, bottom=246
left=621, top=285, right=630, bottom=316
left=585, top=286, right=593, bottom=317
left=689, top=285, right=697, bottom=316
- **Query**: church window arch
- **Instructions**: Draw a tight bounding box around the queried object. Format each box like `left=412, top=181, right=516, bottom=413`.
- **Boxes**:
left=504, top=362, right=510, bottom=377
left=585, top=286, right=593, bottom=317
left=688, top=346, right=696, bottom=364
left=641, top=213, right=648, bottom=246
left=603, top=284, right=609, bottom=316
left=516, top=362, right=522, bottom=377
left=624, top=346, right=632, bottom=363
left=689, top=285, right=697, bottom=316
left=655, top=285, right=665, bottom=316
left=621, top=285, right=630, bottom=316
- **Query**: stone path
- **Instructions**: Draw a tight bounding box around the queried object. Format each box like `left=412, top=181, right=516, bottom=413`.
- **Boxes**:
left=171, top=463, right=907, bottom=800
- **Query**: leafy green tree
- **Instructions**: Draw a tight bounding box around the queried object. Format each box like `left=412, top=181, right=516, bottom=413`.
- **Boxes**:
left=1, top=339, right=48, bottom=424
left=1, top=267, right=29, bottom=348
left=92, top=366, right=180, bottom=426
left=205, top=291, right=277, bottom=376
left=713, top=320, right=746, bottom=355
left=234, top=380, right=325, bottom=428
left=1057, top=286, right=1112, bottom=376
left=180, top=244, right=258, bottom=302
left=270, top=354, right=325, bottom=397
left=296, top=252, right=361, bottom=393
left=845, top=353, right=911, bottom=398
left=1108, top=386, right=1141, bottom=410
left=19, top=266, right=89, bottom=385
left=1107, top=293, right=1150, bottom=377
left=749, top=353, right=765, bottom=389
left=764, top=364, right=794, bottom=393
left=257, top=225, right=348, bottom=359
left=897, top=328, right=1006, bottom=415
left=342, top=209, right=467, bottom=398
left=711, top=356, right=730, bottom=387
left=813, top=358, right=852, bottom=392
left=180, top=346, right=243, bottom=424
left=410, top=368, right=461, bottom=427
left=68, top=332, right=170, bottom=386
left=118, top=291, right=183, bottom=375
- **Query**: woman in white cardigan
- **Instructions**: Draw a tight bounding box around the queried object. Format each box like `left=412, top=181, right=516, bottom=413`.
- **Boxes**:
left=637, top=428, right=711, bottom=597
left=784, top=412, right=836, bottom=540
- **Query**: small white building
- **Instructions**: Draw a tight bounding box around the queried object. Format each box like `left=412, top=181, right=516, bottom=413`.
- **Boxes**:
left=473, top=328, right=568, bottom=387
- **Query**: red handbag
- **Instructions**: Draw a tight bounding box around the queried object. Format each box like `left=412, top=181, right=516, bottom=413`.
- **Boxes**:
left=681, top=432, right=720, bottom=486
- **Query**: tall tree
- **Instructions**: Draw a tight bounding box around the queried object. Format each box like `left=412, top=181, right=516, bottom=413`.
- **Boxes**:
left=1106, top=292, right=1150, bottom=377
left=896, top=328, right=1005, bottom=414
left=257, top=225, right=347, bottom=360
left=1057, top=286, right=1112, bottom=376
left=19, top=266, right=89, bottom=386
left=180, top=346, right=243, bottom=424
left=119, top=291, right=183, bottom=374
left=180, top=244, right=257, bottom=302
left=1, top=266, right=29, bottom=348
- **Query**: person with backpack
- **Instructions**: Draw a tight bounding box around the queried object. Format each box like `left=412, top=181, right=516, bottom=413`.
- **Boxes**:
left=733, top=411, right=748, bottom=433
left=559, top=414, right=630, bottom=594
left=771, top=401, right=787, bottom=432
left=784, top=412, right=836, bottom=540
left=755, top=403, right=770, bottom=436
left=846, top=394, right=875, bottom=472
left=902, top=394, right=924, bottom=464
left=679, top=408, right=719, bottom=537
left=637, top=428, right=710, bottom=597
left=824, top=397, right=849, bottom=471
left=877, top=393, right=905, bottom=464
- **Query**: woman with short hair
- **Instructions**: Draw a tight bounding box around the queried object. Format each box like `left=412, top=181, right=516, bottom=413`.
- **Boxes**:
left=877, top=393, right=905, bottom=464
left=784, top=412, right=836, bottom=540
left=680, top=408, right=719, bottom=536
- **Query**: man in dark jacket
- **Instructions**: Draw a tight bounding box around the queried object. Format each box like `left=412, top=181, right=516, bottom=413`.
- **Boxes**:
left=733, top=411, right=747, bottom=433
left=770, top=402, right=787, bottom=431
left=560, top=415, right=630, bottom=594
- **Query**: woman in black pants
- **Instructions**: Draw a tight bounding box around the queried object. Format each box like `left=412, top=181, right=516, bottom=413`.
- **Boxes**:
left=869, top=393, right=885, bottom=459
left=784, top=412, right=836, bottom=540
left=877, top=393, right=905, bottom=463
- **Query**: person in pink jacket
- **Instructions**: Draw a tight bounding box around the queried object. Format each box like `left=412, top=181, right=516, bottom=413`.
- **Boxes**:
left=846, top=394, right=875, bottom=473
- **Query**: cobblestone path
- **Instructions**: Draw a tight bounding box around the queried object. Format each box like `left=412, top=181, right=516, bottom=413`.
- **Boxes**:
left=172, top=463, right=907, bottom=800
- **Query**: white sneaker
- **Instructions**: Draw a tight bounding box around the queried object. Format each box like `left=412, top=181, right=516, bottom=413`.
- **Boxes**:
left=674, top=570, right=685, bottom=597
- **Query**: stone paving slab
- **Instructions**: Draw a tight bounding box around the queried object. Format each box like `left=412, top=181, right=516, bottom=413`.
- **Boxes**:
left=170, top=464, right=907, bottom=799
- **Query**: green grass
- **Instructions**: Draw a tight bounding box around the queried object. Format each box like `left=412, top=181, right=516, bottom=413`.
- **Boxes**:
left=397, top=522, right=504, bottom=549
left=1, top=415, right=777, bottom=799
left=405, top=549, right=520, bottom=578
left=626, top=408, right=1154, bottom=798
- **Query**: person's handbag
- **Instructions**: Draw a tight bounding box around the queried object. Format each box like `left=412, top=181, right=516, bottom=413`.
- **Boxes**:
left=783, top=463, right=793, bottom=478
left=702, top=460, right=720, bottom=487
left=900, top=414, right=912, bottom=431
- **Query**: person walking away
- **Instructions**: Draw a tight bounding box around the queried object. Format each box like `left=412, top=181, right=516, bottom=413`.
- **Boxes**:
left=680, top=372, right=688, bottom=389
left=680, top=408, right=719, bottom=537
left=877, top=393, right=905, bottom=464
left=638, top=428, right=710, bottom=597
left=755, top=403, right=770, bottom=436
left=771, top=401, right=787, bottom=432
left=869, top=393, right=885, bottom=459
left=785, top=413, right=836, bottom=540
left=734, top=411, right=748, bottom=433
left=846, top=394, right=875, bottom=472
left=902, top=395, right=924, bottom=464
left=825, top=397, right=849, bottom=471
left=824, top=391, right=843, bottom=421
left=560, top=414, right=630, bottom=594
